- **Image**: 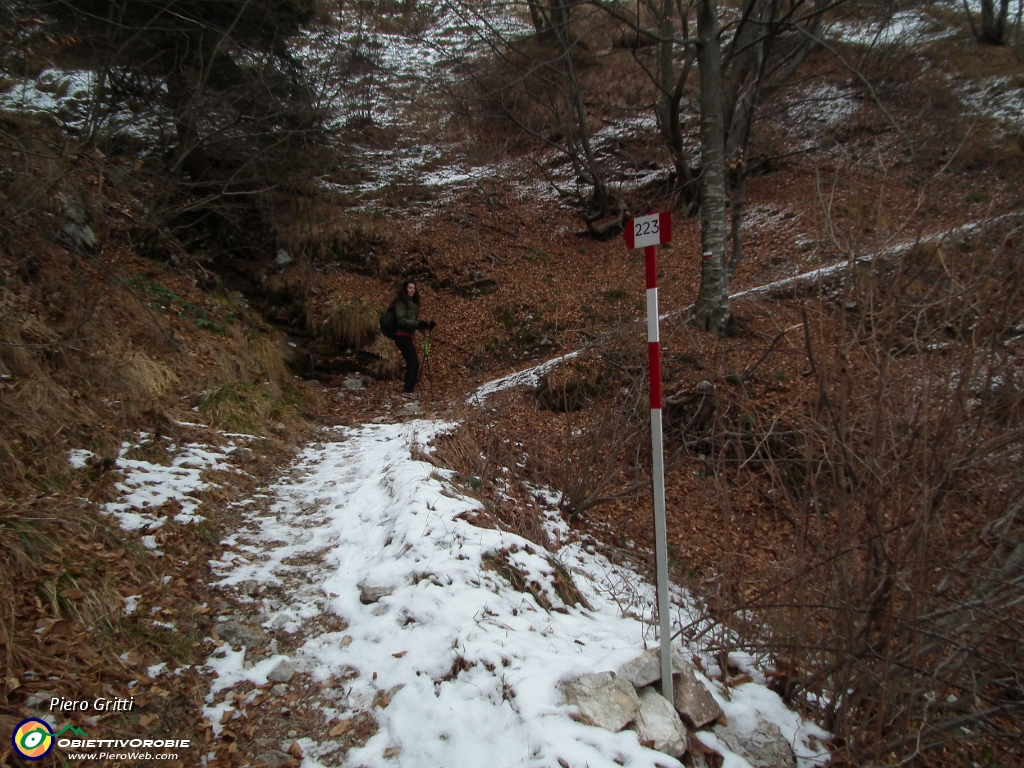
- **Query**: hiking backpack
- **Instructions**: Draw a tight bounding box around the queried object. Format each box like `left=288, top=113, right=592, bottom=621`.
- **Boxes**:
left=379, top=309, right=397, bottom=340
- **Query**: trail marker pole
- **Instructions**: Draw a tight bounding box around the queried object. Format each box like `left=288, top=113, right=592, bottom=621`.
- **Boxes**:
left=624, top=212, right=674, bottom=700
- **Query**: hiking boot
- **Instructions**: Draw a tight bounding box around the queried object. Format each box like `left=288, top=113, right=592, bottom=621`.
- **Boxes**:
left=400, top=392, right=420, bottom=400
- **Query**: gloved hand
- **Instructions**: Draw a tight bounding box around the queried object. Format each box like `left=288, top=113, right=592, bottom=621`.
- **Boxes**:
left=418, top=320, right=429, bottom=330
left=428, top=320, right=437, bottom=331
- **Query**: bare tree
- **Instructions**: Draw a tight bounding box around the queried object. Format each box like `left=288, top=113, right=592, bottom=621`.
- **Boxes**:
left=448, top=0, right=628, bottom=235
left=689, top=0, right=826, bottom=335
left=590, top=0, right=826, bottom=334
left=965, top=0, right=1013, bottom=44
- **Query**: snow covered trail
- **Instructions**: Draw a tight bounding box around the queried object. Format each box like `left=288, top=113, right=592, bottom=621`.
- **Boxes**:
left=204, top=420, right=829, bottom=768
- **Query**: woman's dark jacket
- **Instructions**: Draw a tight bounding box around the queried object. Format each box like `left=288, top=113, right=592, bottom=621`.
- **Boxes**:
left=394, top=299, right=419, bottom=337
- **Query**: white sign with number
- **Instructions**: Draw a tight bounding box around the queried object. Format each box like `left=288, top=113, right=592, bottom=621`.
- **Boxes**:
left=630, top=213, right=664, bottom=249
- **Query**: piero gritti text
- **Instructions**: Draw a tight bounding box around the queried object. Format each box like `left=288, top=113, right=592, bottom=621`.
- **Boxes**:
left=49, top=696, right=136, bottom=712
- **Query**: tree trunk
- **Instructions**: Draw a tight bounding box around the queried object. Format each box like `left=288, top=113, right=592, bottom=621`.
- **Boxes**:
left=551, top=0, right=623, bottom=233
left=728, top=170, right=747, bottom=278
left=654, top=0, right=699, bottom=214
left=527, top=0, right=549, bottom=36
left=979, top=0, right=1012, bottom=43
left=691, top=0, right=731, bottom=337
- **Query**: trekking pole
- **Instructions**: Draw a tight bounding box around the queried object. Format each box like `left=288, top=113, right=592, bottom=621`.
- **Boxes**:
left=421, top=329, right=433, bottom=401
left=430, top=337, right=469, bottom=355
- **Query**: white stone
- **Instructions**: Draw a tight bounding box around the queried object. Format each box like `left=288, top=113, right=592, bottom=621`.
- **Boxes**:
left=267, top=659, right=296, bottom=683
left=617, top=647, right=689, bottom=689
left=713, top=721, right=796, bottom=768
left=231, top=447, right=254, bottom=462
left=558, top=671, right=640, bottom=732
left=633, top=688, right=688, bottom=758
left=214, top=621, right=264, bottom=648
left=275, top=250, right=293, bottom=266
left=358, top=583, right=395, bottom=604
left=25, top=691, right=58, bottom=710
left=673, top=665, right=722, bottom=729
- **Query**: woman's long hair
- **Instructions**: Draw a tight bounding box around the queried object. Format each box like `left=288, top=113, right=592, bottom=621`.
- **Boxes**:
left=390, top=279, right=421, bottom=310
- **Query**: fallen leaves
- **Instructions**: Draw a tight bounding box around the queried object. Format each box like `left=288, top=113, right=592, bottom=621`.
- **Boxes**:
left=328, top=718, right=352, bottom=738
left=36, top=619, right=71, bottom=638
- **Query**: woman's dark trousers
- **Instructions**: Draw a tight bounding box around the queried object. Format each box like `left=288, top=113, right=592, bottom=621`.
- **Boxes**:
left=395, top=335, right=419, bottom=392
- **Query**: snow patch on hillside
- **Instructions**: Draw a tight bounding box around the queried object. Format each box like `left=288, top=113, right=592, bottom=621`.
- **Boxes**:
left=786, top=83, right=860, bottom=130
left=69, top=431, right=256, bottom=547
left=959, top=76, right=1024, bottom=129
left=827, top=9, right=952, bottom=47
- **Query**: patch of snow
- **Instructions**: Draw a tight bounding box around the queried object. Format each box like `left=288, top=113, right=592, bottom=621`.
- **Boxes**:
left=102, top=435, right=236, bottom=530
left=595, top=114, right=660, bottom=142
left=468, top=349, right=586, bottom=404
left=71, top=431, right=258, bottom=544
left=786, top=83, right=859, bottom=129
left=827, top=10, right=951, bottom=47
left=0, top=69, right=95, bottom=116
left=742, top=205, right=802, bottom=237
left=732, top=213, right=1024, bottom=301
left=958, top=76, right=1024, bottom=130
left=206, top=421, right=830, bottom=768
left=68, top=449, right=96, bottom=469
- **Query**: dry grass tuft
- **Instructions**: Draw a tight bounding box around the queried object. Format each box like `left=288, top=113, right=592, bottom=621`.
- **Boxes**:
left=277, top=202, right=396, bottom=276
left=196, top=381, right=273, bottom=433
left=481, top=547, right=592, bottom=612
left=123, top=348, right=180, bottom=400
left=245, top=331, right=290, bottom=387
left=368, top=334, right=401, bottom=379
left=322, top=299, right=380, bottom=349
left=0, top=497, right=144, bottom=673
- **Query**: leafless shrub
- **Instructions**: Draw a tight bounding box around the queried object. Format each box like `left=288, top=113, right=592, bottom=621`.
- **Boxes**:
left=540, top=400, right=650, bottom=520
left=428, top=407, right=551, bottom=548
left=686, top=226, right=1024, bottom=764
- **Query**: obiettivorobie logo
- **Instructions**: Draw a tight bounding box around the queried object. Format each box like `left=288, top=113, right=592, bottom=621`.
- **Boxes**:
left=11, top=719, right=87, bottom=761
left=11, top=718, right=190, bottom=761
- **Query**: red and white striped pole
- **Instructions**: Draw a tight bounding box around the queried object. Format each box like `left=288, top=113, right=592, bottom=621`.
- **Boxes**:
left=626, top=213, right=674, bottom=700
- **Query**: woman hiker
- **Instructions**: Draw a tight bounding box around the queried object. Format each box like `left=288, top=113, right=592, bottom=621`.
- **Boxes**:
left=391, top=279, right=435, bottom=400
